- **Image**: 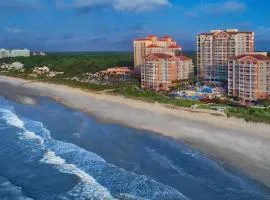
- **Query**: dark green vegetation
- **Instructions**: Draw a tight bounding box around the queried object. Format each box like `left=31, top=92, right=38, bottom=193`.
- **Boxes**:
left=1, top=51, right=270, bottom=124
left=0, top=52, right=133, bottom=76
left=183, top=51, right=197, bottom=75
left=226, top=107, right=270, bottom=123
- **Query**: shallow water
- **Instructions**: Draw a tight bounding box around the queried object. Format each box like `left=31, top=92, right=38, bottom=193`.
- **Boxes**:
left=0, top=96, right=269, bottom=200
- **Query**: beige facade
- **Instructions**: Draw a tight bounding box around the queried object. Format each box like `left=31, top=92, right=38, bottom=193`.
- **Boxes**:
left=133, top=35, right=182, bottom=71
left=99, top=67, right=132, bottom=76
left=228, top=54, right=270, bottom=103
left=197, top=29, right=254, bottom=82
left=141, top=53, right=194, bottom=91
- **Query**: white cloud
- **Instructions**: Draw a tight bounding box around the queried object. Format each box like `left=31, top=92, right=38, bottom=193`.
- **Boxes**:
left=184, top=1, right=246, bottom=17
left=57, top=0, right=171, bottom=12
left=4, top=27, right=23, bottom=34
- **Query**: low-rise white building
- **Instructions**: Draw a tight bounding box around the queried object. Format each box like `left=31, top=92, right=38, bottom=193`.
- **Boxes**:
left=33, top=66, right=50, bottom=75
left=32, top=51, right=46, bottom=56
left=0, top=62, right=24, bottom=71
left=33, top=66, right=64, bottom=77
left=10, top=62, right=24, bottom=70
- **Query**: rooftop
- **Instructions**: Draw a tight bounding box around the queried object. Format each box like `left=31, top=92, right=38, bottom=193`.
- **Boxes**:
left=176, top=55, right=192, bottom=61
left=146, top=53, right=173, bottom=59
left=198, top=30, right=253, bottom=36
left=168, top=44, right=181, bottom=49
left=134, top=38, right=151, bottom=41
left=146, top=53, right=192, bottom=61
left=230, top=54, right=270, bottom=61
left=135, top=35, right=176, bottom=42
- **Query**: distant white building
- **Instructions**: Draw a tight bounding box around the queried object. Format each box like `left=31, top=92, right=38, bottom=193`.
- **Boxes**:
left=32, top=51, right=46, bottom=56
left=0, top=49, right=30, bottom=58
left=11, top=49, right=30, bottom=57
left=0, top=49, right=10, bottom=58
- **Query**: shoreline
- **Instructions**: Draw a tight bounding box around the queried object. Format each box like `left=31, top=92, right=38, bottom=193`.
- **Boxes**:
left=1, top=75, right=270, bottom=188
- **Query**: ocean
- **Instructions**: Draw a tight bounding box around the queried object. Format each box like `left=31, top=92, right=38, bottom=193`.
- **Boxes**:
left=0, top=95, right=269, bottom=200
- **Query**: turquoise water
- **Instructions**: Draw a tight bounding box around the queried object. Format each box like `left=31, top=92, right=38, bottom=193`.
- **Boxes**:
left=0, top=96, right=269, bottom=200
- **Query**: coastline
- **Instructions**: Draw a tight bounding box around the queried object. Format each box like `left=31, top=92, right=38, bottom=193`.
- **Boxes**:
left=1, top=75, right=270, bottom=188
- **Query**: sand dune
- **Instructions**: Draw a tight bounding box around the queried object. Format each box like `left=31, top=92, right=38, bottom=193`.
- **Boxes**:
left=0, top=75, right=270, bottom=188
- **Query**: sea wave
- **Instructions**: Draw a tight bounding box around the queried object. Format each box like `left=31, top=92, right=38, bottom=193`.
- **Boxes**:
left=0, top=108, right=189, bottom=200
left=41, top=150, right=115, bottom=200
left=0, top=108, right=116, bottom=200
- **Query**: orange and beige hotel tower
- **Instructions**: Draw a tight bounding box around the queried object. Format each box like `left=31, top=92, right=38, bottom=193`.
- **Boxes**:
left=133, top=35, right=194, bottom=91
left=228, top=53, right=270, bottom=104
left=133, top=35, right=182, bottom=71
left=142, top=53, right=194, bottom=91
left=197, top=29, right=254, bottom=82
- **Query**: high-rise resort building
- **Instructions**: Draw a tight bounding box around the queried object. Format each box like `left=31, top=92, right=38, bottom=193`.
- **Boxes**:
left=228, top=53, right=270, bottom=104
left=141, top=53, right=194, bottom=91
left=133, top=35, right=182, bottom=71
left=197, top=29, right=254, bottom=82
left=0, top=49, right=30, bottom=58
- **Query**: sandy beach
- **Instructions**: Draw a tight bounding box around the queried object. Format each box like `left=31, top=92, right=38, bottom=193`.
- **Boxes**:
left=1, top=75, right=270, bottom=188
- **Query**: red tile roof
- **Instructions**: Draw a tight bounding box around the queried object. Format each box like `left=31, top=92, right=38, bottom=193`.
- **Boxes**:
left=147, top=34, right=156, bottom=38
left=168, top=44, right=181, bottom=49
left=230, top=54, right=270, bottom=61
left=145, top=54, right=192, bottom=61
left=163, top=36, right=172, bottom=38
left=147, top=53, right=173, bottom=59
left=176, top=56, right=192, bottom=61
left=134, top=38, right=151, bottom=41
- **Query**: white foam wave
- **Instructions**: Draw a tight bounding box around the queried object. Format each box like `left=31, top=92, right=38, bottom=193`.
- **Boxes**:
left=0, top=109, right=116, bottom=200
left=47, top=140, right=106, bottom=164
left=0, top=109, right=44, bottom=145
left=41, top=150, right=116, bottom=200
left=0, top=109, right=24, bottom=129
left=0, top=108, right=189, bottom=200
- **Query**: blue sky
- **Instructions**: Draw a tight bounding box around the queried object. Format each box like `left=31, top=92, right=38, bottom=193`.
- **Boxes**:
left=1, top=0, right=269, bottom=51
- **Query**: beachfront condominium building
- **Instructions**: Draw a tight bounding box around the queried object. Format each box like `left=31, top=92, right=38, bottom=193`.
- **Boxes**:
left=197, top=29, right=254, bottom=82
left=133, top=35, right=182, bottom=71
left=141, top=53, right=194, bottom=91
left=0, top=49, right=30, bottom=58
left=11, top=49, right=31, bottom=57
left=228, top=53, right=270, bottom=104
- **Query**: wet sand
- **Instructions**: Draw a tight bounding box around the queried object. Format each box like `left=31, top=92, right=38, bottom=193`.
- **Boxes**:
left=0, top=75, right=270, bottom=188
